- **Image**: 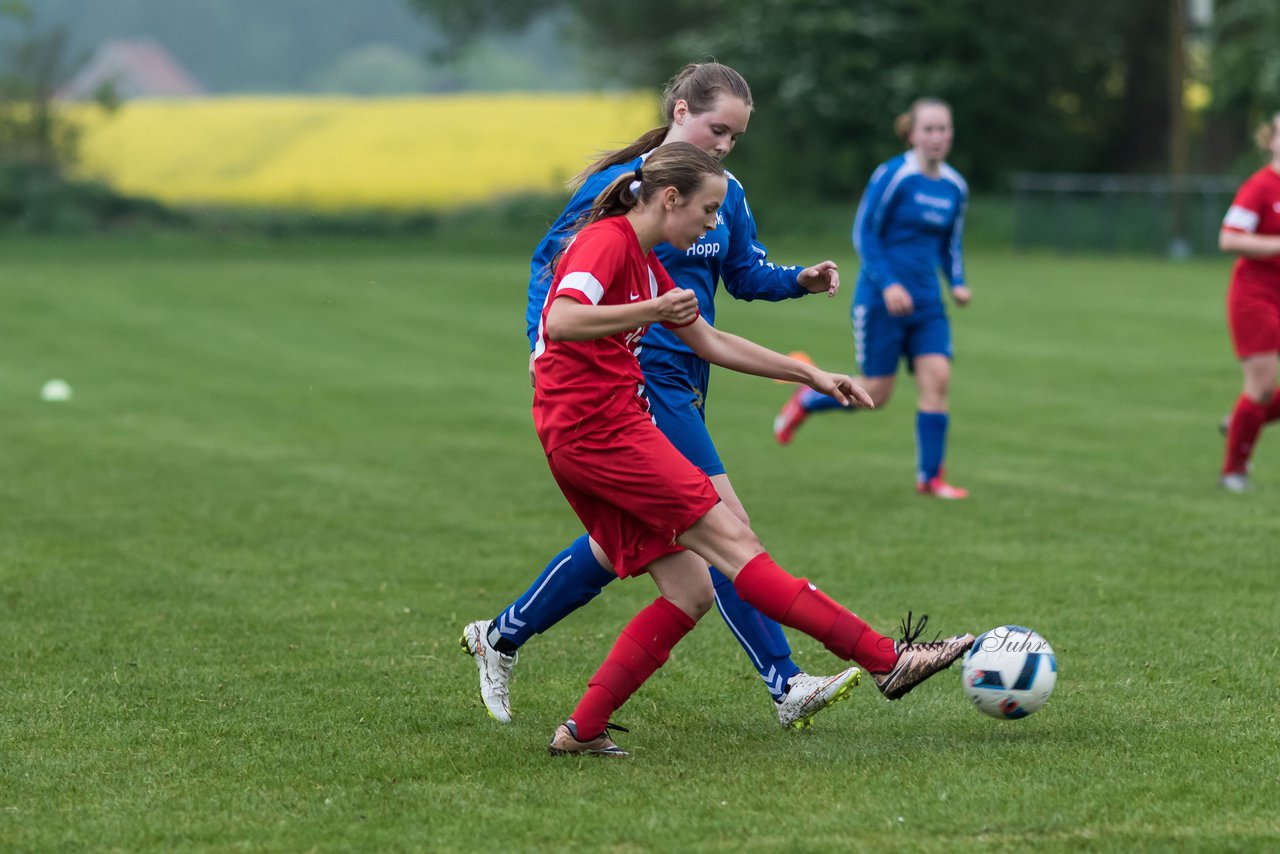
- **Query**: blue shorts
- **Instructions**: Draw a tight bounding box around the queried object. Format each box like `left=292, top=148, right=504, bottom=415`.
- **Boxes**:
left=852, top=298, right=953, bottom=377
left=639, top=349, right=725, bottom=477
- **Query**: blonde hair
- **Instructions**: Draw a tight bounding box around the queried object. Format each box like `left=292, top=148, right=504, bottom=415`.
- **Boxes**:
left=570, top=62, right=752, bottom=188
left=1255, top=112, right=1280, bottom=152
left=894, top=97, right=951, bottom=143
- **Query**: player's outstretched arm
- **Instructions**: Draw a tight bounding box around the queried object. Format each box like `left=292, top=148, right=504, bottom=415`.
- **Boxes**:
left=672, top=318, right=873, bottom=408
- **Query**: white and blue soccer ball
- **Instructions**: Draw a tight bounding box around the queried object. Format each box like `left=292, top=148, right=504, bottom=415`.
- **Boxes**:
left=961, top=626, right=1057, bottom=720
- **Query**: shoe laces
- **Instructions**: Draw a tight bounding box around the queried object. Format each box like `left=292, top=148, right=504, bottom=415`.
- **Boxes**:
left=895, top=611, right=939, bottom=648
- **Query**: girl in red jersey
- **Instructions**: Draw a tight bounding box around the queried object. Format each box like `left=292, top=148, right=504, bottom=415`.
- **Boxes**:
left=532, top=141, right=974, bottom=757
left=1219, top=111, right=1280, bottom=492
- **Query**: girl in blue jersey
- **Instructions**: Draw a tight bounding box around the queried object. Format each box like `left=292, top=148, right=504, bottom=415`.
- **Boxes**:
left=461, top=62, right=861, bottom=730
left=774, top=98, right=972, bottom=499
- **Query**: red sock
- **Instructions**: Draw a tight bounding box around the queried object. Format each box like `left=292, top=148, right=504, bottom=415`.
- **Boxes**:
left=1224, top=395, right=1267, bottom=475
left=1264, top=389, right=1280, bottom=423
left=569, top=597, right=696, bottom=739
left=732, top=552, right=898, bottom=673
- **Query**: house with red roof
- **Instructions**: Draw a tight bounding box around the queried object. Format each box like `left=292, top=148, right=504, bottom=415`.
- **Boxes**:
left=58, top=39, right=204, bottom=100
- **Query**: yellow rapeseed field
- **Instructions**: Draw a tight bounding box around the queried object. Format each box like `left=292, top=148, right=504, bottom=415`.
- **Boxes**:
left=70, top=93, right=656, bottom=211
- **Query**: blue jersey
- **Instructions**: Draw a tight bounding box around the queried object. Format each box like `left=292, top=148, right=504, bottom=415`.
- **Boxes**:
left=525, top=153, right=806, bottom=357
left=851, top=151, right=968, bottom=308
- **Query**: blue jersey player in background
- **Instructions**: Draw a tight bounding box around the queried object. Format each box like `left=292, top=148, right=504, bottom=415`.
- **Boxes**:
left=774, top=98, right=972, bottom=499
left=460, top=62, right=863, bottom=730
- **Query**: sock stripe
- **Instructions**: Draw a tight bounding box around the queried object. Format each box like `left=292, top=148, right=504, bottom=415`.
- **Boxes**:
left=713, top=586, right=769, bottom=670
left=519, top=553, right=573, bottom=615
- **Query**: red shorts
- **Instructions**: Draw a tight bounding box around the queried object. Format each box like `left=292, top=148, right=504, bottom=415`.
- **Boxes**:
left=545, top=413, right=720, bottom=578
left=1227, top=275, right=1280, bottom=359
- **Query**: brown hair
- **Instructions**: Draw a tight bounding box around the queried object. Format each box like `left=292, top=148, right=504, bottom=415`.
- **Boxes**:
left=550, top=142, right=725, bottom=274
left=570, top=62, right=752, bottom=188
left=585, top=141, right=725, bottom=225
left=542, top=142, right=727, bottom=277
left=555, top=142, right=727, bottom=272
left=894, top=97, right=951, bottom=143
left=1255, top=112, right=1280, bottom=152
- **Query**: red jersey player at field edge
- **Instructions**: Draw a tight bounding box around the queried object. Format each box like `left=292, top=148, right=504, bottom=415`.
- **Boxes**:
left=1218, top=111, right=1280, bottom=493
left=531, top=141, right=975, bottom=757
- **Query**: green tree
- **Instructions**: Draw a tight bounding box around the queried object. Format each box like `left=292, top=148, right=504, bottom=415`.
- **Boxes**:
left=0, top=0, right=79, bottom=170
left=0, top=0, right=165, bottom=230
left=309, top=44, right=434, bottom=95
left=1208, top=0, right=1280, bottom=169
left=406, top=0, right=1180, bottom=202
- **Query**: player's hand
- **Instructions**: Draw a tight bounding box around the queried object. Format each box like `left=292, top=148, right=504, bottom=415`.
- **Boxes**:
left=809, top=370, right=875, bottom=409
left=951, top=285, right=972, bottom=307
left=528, top=351, right=536, bottom=388
left=653, top=287, right=700, bottom=326
left=883, top=283, right=913, bottom=316
left=797, top=261, right=840, bottom=297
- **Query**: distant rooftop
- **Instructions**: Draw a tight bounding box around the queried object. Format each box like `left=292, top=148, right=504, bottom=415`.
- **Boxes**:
left=58, top=39, right=204, bottom=100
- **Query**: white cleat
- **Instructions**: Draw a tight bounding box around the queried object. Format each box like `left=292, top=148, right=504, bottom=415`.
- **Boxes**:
left=459, top=620, right=516, bottom=723
left=776, top=667, right=861, bottom=730
left=1220, top=472, right=1250, bottom=493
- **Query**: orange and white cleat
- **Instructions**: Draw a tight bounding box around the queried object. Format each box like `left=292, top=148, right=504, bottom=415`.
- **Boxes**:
left=773, top=386, right=811, bottom=445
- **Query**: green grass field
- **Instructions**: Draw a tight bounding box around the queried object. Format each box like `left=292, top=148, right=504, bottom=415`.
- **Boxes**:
left=2, top=232, right=1278, bottom=852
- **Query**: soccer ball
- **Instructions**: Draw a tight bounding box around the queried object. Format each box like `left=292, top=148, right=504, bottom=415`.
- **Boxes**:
left=961, top=625, right=1057, bottom=719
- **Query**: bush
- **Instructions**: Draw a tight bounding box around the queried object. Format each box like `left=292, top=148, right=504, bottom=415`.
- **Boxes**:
left=0, top=162, right=184, bottom=233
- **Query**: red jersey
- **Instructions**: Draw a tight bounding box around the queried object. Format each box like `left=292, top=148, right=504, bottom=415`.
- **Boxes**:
left=1222, top=165, right=1280, bottom=289
left=532, top=216, right=696, bottom=452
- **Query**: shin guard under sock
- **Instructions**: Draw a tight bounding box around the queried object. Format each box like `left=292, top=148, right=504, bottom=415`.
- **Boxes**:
left=1264, top=389, right=1280, bottom=424
left=916, top=411, right=949, bottom=482
left=732, top=552, right=898, bottom=673
left=1224, top=395, right=1266, bottom=474
left=488, top=534, right=615, bottom=653
left=570, top=597, right=696, bottom=738
left=710, top=566, right=798, bottom=700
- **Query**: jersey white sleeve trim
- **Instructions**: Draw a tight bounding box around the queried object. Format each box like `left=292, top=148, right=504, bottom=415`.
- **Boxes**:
left=940, top=163, right=969, bottom=196
left=948, top=206, right=966, bottom=282
left=557, top=270, right=605, bottom=304
left=1223, top=205, right=1259, bottom=233
left=854, top=155, right=918, bottom=255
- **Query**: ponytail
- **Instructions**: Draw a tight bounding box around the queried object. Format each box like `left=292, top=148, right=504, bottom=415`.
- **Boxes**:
left=551, top=142, right=724, bottom=273
left=583, top=142, right=722, bottom=226
left=570, top=62, right=752, bottom=188
left=570, top=126, right=667, bottom=189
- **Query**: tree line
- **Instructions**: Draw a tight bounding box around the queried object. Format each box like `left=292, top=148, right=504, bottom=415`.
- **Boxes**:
left=5, top=0, right=1280, bottom=228
left=410, top=0, right=1280, bottom=204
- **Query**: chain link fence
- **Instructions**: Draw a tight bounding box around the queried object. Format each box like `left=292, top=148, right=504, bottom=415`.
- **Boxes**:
left=1011, top=172, right=1241, bottom=257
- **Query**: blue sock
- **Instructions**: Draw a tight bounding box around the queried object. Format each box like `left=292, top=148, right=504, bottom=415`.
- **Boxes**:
left=916, top=410, right=949, bottom=481
left=799, top=387, right=853, bottom=413
left=710, top=567, right=800, bottom=701
left=488, top=534, right=615, bottom=651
